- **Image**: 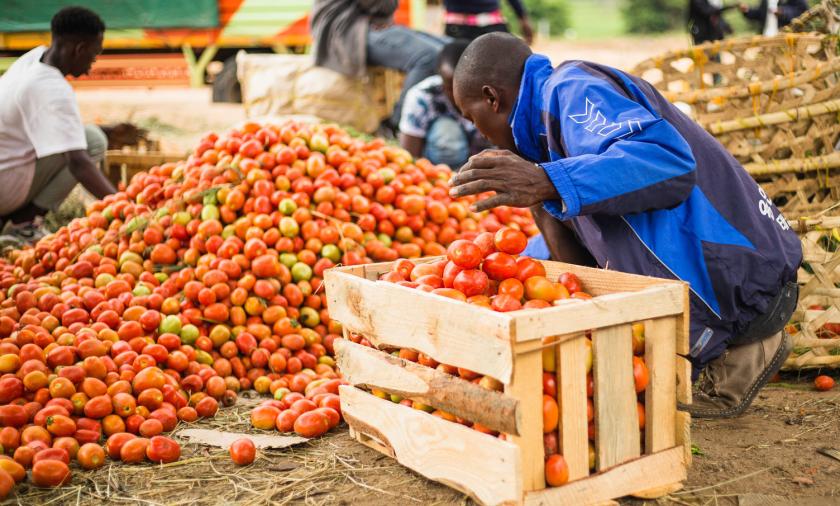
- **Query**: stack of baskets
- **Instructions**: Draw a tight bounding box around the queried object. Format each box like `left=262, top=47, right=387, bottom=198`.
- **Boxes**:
left=633, top=29, right=840, bottom=369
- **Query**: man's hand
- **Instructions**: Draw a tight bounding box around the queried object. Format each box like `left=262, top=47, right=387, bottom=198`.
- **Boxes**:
left=448, top=149, right=559, bottom=212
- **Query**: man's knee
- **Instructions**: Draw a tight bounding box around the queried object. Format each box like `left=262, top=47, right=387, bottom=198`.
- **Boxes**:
left=84, top=125, right=108, bottom=163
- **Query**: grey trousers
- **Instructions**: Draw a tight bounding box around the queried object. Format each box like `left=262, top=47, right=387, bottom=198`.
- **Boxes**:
left=24, top=124, right=107, bottom=211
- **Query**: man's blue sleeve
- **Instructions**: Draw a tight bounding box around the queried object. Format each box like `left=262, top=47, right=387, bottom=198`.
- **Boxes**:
left=522, top=234, right=550, bottom=260
left=540, top=68, right=697, bottom=220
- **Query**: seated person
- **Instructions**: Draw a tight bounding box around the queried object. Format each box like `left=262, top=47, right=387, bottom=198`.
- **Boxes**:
left=399, top=40, right=488, bottom=169
left=0, top=6, right=115, bottom=242
left=311, top=0, right=446, bottom=134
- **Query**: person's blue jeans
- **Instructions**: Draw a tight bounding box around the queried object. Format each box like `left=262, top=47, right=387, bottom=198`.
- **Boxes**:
left=367, top=25, right=447, bottom=127
left=423, top=116, right=469, bottom=169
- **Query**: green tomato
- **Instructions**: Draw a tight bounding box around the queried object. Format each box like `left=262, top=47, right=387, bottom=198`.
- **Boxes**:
left=222, top=225, right=236, bottom=239
left=154, top=207, right=170, bottom=219
left=173, top=211, right=191, bottom=225
left=94, top=273, right=114, bottom=289
left=203, top=191, right=218, bottom=206
left=195, top=350, right=214, bottom=365
left=154, top=272, right=169, bottom=283
left=279, top=217, right=299, bottom=238
left=278, top=198, right=297, bottom=216
left=180, top=324, right=199, bottom=345
left=132, top=284, right=151, bottom=297
left=160, top=315, right=182, bottom=335
left=201, top=204, right=220, bottom=221
left=291, top=262, right=312, bottom=282
left=118, top=251, right=143, bottom=268
left=102, top=206, right=114, bottom=221
left=377, top=234, right=392, bottom=247
left=379, top=168, right=396, bottom=184
left=299, top=307, right=320, bottom=328
left=280, top=253, right=298, bottom=269
left=318, top=356, right=336, bottom=367
left=320, top=244, right=341, bottom=263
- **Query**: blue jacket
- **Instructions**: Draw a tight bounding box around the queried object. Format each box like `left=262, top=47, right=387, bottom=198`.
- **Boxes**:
left=515, top=56, right=802, bottom=366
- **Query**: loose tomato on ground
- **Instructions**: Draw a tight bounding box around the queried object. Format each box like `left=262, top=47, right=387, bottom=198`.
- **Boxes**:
left=230, top=438, right=256, bottom=465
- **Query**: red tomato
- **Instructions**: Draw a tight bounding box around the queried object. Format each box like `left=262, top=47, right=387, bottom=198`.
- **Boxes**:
left=146, top=436, right=181, bottom=463
left=515, top=257, right=547, bottom=282
left=494, top=228, right=527, bottom=255
left=559, top=272, right=583, bottom=294
left=633, top=356, right=649, bottom=393
left=293, top=410, right=330, bottom=438
left=482, top=252, right=518, bottom=281
left=544, top=454, right=569, bottom=487
left=446, top=240, right=482, bottom=269
left=491, top=294, right=522, bottom=312
left=815, top=375, right=835, bottom=391
left=230, top=438, right=256, bottom=465
left=452, top=269, right=489, bottom=297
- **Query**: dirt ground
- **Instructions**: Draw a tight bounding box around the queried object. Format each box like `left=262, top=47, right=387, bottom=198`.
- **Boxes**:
left=4, top=378, right=839, bottom=506
left=33, top=35, right=837, bottom=505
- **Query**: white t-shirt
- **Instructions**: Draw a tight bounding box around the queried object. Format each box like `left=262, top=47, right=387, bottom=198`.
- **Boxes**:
left=0, top=46, right=86, bottom=214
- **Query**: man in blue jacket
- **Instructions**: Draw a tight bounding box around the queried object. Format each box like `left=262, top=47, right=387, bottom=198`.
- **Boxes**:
left=449, top=33, right=802, bottom=419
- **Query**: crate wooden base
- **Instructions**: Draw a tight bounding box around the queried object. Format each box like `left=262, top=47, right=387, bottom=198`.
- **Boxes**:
left=341, top=385, right=687, bottom=506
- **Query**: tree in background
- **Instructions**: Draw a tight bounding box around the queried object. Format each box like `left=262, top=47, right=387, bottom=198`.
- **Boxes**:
left=502, top=0, right=571, bottom=38
left=622, top=0, right=684, bottom=33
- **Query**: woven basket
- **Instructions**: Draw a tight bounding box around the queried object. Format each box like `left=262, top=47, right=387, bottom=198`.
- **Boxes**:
left=785, top=0, right=840, bottom=35
left=632, top=33, right=840, bottom=124
left=783, top=216, right=840, bottom=369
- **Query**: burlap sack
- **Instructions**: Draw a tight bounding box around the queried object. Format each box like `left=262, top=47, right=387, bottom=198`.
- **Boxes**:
left=236, top=52, right=382, bottom=134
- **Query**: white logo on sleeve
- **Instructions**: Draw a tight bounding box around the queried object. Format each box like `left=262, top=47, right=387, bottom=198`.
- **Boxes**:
left=568, top=97, right=642, bottom=139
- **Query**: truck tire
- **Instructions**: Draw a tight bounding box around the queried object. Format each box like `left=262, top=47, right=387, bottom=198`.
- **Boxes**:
left=212, top=56, right=241, bottom=103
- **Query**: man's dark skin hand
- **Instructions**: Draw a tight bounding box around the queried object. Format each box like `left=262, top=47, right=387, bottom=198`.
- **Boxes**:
left=448, top=149, right=559, bottom=212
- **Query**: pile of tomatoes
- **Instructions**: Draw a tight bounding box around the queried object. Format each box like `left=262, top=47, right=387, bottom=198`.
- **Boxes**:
left=0, top=120, right=537, bottom=498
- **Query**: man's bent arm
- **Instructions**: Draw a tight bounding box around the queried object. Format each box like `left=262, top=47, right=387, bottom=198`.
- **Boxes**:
left=66, top=150, right=116, bottom=199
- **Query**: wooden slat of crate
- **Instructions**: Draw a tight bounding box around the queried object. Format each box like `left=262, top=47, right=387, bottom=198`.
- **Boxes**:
left=505, top=347, right=545, bottom=491
left=340, top=385, right=522, bottom=506
left=334, top=338, right=520, bottom=435
left=644, top=318, right=677, bottom=454
left=556, top=335, right=590, bottom=481
left=324, top=269, right=516, bottom=383
left=513, top=284, right=685, bottom=345
left=592, top=324, right=641, bottom=470
left=523, top=446, right=686, bottom=506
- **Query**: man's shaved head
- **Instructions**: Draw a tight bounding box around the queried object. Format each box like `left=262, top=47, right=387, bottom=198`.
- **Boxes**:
left=453, top=33, right=533, bottom=151
left=454, top=33, right=532, bottom=101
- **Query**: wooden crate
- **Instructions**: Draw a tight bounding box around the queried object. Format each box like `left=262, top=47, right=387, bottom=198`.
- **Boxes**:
left=325, top=258, right=692, bottom=506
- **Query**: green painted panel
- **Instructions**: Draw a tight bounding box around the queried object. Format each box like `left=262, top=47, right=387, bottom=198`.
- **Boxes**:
left=0, top=0, right=219, bottom=32
left=222, top=0, right=309, bottom=37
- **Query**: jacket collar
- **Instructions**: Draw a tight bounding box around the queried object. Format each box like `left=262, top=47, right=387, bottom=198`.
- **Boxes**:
left=509, top=54, right=553, bottom=163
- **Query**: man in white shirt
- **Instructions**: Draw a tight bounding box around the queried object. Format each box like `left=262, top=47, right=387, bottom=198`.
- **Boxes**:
left=0, top=6, right=115, bottom=243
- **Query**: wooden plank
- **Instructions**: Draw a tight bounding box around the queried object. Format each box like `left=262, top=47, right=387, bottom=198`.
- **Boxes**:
left=324, top=269, right=515, bottom=383
left=676, top=285, right=691, bottom=355
left=335, top=339, right=520, bottom=435
left=523, top=447, right=686, bottom=506
left=541, top=261, right=683, bottom=297
left=675, top=411, right=692, bottom=467
left=506, top=347, right=546, bottom=492
left=676, top=356, right=692, bottom=405
left=513, top=285, right=685, bottom=344
left=644, top=317, right=677, bottom=454
left=339, top=385, right=521, bottom=506
left=557, top=335, right=590, bottom=481
left=593, top=324, right=641, bottom=470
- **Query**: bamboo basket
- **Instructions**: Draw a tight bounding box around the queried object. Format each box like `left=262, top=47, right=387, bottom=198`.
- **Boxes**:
left=709, top=98, right=840, bottom=219
left=785, top=0, right=840, bottom=35
left=632, top=33, right=840, bottom=125
left=784, top=216, right=840, bottom=369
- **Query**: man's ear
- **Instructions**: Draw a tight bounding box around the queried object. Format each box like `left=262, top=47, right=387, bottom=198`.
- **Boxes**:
left=482, top=85, right=501, bottom=113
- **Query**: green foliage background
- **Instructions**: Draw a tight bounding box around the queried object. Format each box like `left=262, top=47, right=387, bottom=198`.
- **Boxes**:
left=501, top=0, right=571, bottom=36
